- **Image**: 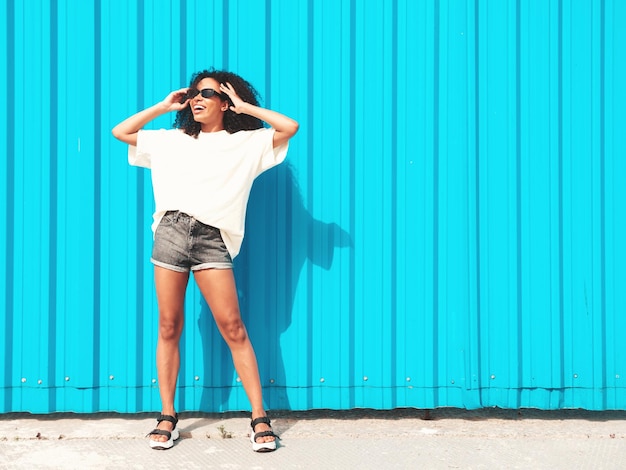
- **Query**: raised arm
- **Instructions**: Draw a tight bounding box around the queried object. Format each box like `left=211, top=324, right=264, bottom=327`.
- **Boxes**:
left=111, top=88, right=190, bottom=146
left=219, top=82, right=299, bottom=148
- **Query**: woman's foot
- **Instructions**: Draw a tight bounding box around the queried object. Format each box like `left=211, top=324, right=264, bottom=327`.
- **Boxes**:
left=250, top=416, right=279, bottom=452
left=147, top=414, right=180, bottom=450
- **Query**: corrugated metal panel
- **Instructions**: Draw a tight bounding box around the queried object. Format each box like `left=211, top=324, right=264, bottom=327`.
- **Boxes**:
left=1, top=0, right=625, bottom=413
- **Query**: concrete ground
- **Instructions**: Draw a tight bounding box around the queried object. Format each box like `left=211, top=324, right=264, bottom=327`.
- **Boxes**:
left=0, top=408, right=625, bottom=469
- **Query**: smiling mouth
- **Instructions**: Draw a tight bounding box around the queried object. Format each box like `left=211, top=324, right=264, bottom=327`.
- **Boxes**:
left=192, top=104, right=206, bottom=113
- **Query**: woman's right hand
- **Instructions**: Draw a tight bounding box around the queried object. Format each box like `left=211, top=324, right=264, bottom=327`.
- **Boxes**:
left=160, top=88, right=190, bottom=112
left=112, top=87, right=190, bottom=146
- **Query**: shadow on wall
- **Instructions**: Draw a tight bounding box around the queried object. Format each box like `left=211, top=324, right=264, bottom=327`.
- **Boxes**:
left=197, top=163, right=352, bottom=412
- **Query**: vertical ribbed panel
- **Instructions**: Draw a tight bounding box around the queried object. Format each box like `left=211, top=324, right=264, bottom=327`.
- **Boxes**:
left=1, top=0, right=625, bottom=413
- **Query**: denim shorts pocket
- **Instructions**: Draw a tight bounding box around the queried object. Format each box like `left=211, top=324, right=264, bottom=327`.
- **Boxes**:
left=159, top=211, right=177, bottom=227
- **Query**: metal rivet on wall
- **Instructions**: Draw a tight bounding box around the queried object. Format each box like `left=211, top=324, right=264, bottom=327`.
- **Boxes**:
left=109, top=375, right=114, bottom=380
left=270, top=379, right=275, bottom=384
left=38, top=380, right=43, bottom=385
left=573, top=374, right=578, bottom=379
left=616, top=375, right=620, bottom=379
left=450, top=380, right=455, bottom=384
left=194, top=376, right=200, bottom=381
left=152, top=379, right=157, bottom=384
left=490, top=375, right=496, bottom=380
left=21, top=378, right=26, bottom=383
left=320, top=378, right=325, bottom=383
left=406, top=377, right=411, bottom=382
left=65, top=377, right=70, bottom=382
left=236, top=377, right=242, bottom=383
left=363, top=376, right=368, bottom=381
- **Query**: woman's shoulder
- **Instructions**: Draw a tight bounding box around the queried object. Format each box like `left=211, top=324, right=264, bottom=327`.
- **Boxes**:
left=137, top=128, right=195, bottom=152
left=227, top=127, right=272, bottom=142
left=140, top=128, right=186, bottom=138
left=200, top=127, right=268, bottom=142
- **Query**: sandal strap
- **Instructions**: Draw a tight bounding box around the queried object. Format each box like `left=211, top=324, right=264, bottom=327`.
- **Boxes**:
left=251, top=416, right=280, bottom=441
left=147, top=428, right=172, bottom=439
left=251, top=416, right=271, bottom=429
left=157, top=414, right=178, bottom=427
left=253, top=429, right=280, bottom=440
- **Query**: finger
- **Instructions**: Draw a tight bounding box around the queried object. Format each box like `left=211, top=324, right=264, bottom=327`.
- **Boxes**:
left=171, top=89, right=185, bottom=101
left=174, top=93, right=188, bottom=105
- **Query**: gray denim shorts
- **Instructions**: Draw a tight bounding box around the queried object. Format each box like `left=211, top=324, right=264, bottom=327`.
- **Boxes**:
left=151, top=211, right=233, bottom=272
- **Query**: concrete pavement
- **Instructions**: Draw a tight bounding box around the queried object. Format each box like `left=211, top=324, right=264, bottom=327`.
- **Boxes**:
left=1, top=408, right=625, bottom=469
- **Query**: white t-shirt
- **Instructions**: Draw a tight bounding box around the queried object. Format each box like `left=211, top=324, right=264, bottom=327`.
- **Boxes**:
left=128, top=127, right=288, bottom=258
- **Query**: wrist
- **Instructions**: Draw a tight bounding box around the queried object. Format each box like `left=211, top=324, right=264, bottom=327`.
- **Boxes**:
left=154, top=101, right=173, bottom=114
left=238, top=101, right=257, bottom=115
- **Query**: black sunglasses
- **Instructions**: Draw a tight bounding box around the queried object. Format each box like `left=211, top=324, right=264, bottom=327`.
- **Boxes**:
left=186, top=88, right=225, bottom=101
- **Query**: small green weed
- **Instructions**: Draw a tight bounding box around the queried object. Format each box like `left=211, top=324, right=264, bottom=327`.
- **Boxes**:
left=217, top=425, right=232, bottom=439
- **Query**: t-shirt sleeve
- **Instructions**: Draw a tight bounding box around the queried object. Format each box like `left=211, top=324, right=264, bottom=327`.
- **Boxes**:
left=259, top=128, right=289, bottom=172
left=128, top=129, right=166, bottom=169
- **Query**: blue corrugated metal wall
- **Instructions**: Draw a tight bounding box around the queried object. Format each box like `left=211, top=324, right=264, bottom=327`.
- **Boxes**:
left=1, top=0, right=625, bottom=413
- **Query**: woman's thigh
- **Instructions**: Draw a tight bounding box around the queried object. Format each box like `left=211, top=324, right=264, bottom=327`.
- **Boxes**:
left=193, top=268, right=242, bottom=328
left=155, top=266, right=189, bottom=324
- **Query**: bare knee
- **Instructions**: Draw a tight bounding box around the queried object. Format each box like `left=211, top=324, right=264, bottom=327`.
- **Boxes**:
left=159, top=313, right=183, bottom=342
left=219, top=316, right=248, bottom=346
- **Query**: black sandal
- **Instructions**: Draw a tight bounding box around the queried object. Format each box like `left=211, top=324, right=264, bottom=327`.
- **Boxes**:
left=147, top=414, right=180, bottom=450
left=250, top=416, right=279, bottom=452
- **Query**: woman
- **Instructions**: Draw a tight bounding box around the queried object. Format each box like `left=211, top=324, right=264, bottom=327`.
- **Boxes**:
left=112, top=69, right=299, bottom=452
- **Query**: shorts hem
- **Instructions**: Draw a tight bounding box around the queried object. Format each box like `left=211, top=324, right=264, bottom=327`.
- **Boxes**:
left=191, top=262, right=233, bottom=271
left=151, top=258, right=189, bottom=273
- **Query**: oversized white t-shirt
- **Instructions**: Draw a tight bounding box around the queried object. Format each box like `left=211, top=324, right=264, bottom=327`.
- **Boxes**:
left=128, top=127, right=288, bottom=258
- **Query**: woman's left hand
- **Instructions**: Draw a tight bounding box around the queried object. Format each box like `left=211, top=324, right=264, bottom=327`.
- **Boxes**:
left=219, top=82, right=248, bottom=114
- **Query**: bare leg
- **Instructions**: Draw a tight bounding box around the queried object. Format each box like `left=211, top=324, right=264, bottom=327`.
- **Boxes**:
left=152, top=266, right=189, bottom=442
left=193, top=268, right=274, bottom=444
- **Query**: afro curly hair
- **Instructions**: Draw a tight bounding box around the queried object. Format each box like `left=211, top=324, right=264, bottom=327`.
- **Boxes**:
left=173, top=68, right=264, bottom=137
